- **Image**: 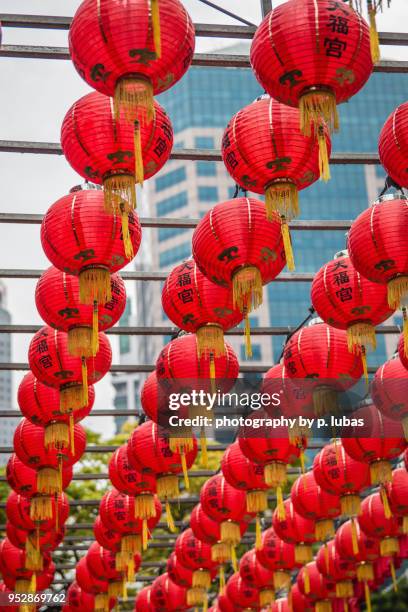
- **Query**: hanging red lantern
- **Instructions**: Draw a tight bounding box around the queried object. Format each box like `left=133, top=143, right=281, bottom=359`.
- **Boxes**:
left=222, top=95, right=331, bottom=230
left=316, top=540, right=356, bottom=599
left=348, top=194, right=408, bottom=350
left=250, top=0, right=372, bottom=153
left=67, top=582, right=116, bottom=612
left=175, top=528, right=218, bottom=591
left=18, top=371, right=93, bottom=454
left=290, top=583, right=315, bottom=612
left=140, top=370, right=170, bottom=424
left=313, top=442, right=370, bottom=519
left=108, top=444, right=157, bottom=524
left=36, top=266, right=125, bottom=361
left=386, top=467, right=408, bottom=535
left=134, top=585, right=154, bottom=612
left=225, top=572, right=261, bottom=611
left=13, top=419, right=86, bottom=515
left=61, top=91, right=173, bottom=238
left=41, top=186, right=141, bottom=305
left=283, top=320, right=363, bottom=416
left=311, top=251, right=394, bottom=378
left=150, top=573, right=189, bottom=612
left=86, top=541, right=141, bottom=599
left=76, top=556, right=112, bottom=611
left=358, top=492, right=400, bottom=558
left=291, top=471, right=341, bottom=542
left=297, top=561, right=336, bottom=611
left=378, top=101, right=408, bottom=190
left=372, top=355, right=408, bottom=441
left=94, top=516, right=122, bottom=552
left=192, top=197, right=286, bottom=354
left=262, top=362, right=314, bottom=423
left=215, top=593, right=236, bottom=612
left=28, top=326, right=111, bottom=412
left=341, top=403, right=406, bottom=488
left=273, top=499, right=316, bottom=567
left=167, top=551, right=216, bottom=609
left=0, top=539, right=50, bottom=588
left=6, top=491, right=69, bottom=536
left=256, top=527, right=299, bottom=591
left=239, top=549, right=275, bottom=609
left=5, top=522, right=63, bottom=575
left=162, top=258, right=243, bottom=359
left=6, top=453, right=73, bottom=499
left=69, top=0, right=195, bottom=124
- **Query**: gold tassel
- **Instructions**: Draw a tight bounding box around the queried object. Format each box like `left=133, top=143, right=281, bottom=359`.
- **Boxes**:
left=299, top=449, right=306, bottom=474
left=142, top=518, right=148, bottom=551
left=340, top=494, right=361, bottom=518
left=114, top=76, right=155, bottom=124
left=369, top=7, right=380, bottom=63
left=95, top=594, right=109, bottom=612
left=121, top=211, right=135, bottom=261
left=255, top=515, right=262, bottom=550
left=81, top=357, right=88, bottom=406
left=134, top=493, right=156, bottom=519
left=246, top=490, right=268, bottom=514
left=197, top=324, right=225, bottom=358
left=231, top=545, right=238, bottom=572
left=200, top=427, right=208, bottom=468
left=260, top=589, right=275, bottom=607
left=402, top=307, right=408, bottom=358
left=169, top=432, right=194, bottom=454
left=273, top=571, right=291, bottom=590
left=60, top=383, right=86, bottom=412
left=211, top=542, right=231, bottom=564
left=336, top=580, right=354, bottom=598
left=299, top=89, right=339, bottom=136
left=29, top=573, right=36, bottom=594
left=37, top=468, right=61, bottom=495
left=364, top=581, right=372, bottom=612
left=387, top=276, right=408, bottom=310
left=380, top=486, right=392, bottom=519
left=315, top=602, right=332, bottom=612
left=104, top=174, right=136, bottom=216
left=275, top=485, right=286, bottom=521
left=403, top=515, right=408, bottom=534
left=317, top=126, right=331, bottom=182
left=264, top=462, right=287, bottom=488
left=303, top=565, right=310, bottom=594
left=281, top=216, right=295, bottom=272
left=180, top=450, right=189, bottom=490
left=295, top=544, right=312, bottom=565
left=232, top=266, right=263, bottom=313
left=219, top=565, right=225, bottom=595
left=244, top=314, right=252, bottom=359
left=133, top=120, right=144, bottom=185
left=157, top=474, right=179, bottom=498
left=315, top=519, right=335, bottom=542
left=370, top=460, right=392, bottom=485
left=192, top=570, right=211, bottom=589
left=44, top=422, right=69, bottom=451
left=347, top=322, right=376, bottom=353
left=361, top=346, right=369, bottom=387
left=165, top=500, right=176, bottom=533
left=187, top=588, right=206, bottom=607
left=390, top=559, right=398, bottom=592
left=69, top=412, right=75, bottom=456
left=92, top=301, right=99, bottom=355
left=351, top=518, right=359, bottom=555
left=380, top=536, right=399, bottom=556
left=324, top=542, right=330, bottom=574
left=25, top=538, right=43, bottom=572
left=312, top=386, right=338, bottom=417
left=67, top=327, right=94, bottom=358
left=220, top=521, right=241, bottom=546
left=122, top=576, right=128, bottom=601
left=121, top=534, right=142, bottom=555
left=15, top=580, right=31, bottom=594
left=265, top=182, right=299, bottom=221
left=209, top=353, right=216, bottom=395
left=150, top=0, right=161, bottom=58
left=79, top=267, right=111, bottom=305
left=108, top=581, right=123, bottom=599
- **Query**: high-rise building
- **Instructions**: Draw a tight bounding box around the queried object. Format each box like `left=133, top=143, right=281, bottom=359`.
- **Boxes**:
left=0, top=282, right=15, bottom=465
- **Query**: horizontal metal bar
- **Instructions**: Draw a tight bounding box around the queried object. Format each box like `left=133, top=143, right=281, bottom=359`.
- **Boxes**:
left=0, top=324, right=400, bottom=337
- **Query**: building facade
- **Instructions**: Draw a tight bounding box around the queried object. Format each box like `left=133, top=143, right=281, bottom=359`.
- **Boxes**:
left=0, top=282, right=15, bottom=465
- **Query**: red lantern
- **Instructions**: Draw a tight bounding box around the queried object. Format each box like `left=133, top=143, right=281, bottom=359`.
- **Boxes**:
left=378, top=102, right=408, bottom=190
left=311, top=251, right=393, bottom=375
left=225, top=572, right=260, bottom=611
left=94, top=516, right=122, bottom=553
left=76, top=556, right=111, bottom=612
left=341, top=404, right=406, bottom=486
left=358, top=492, right=400, bottom=557
left=108, top=444, right=157, bottom=523
left=6, top=453, right=73, bottom=498
left=250, top=0, right=372, bottom=147
left=372, top=355, right=408, bottom=441
left=86, top=541, right=141, bottom=599
left=283, top=321, right=363, bottom=416
left=41, top=186, right=141, bottom=303
left=313, top=442, right=370, bottom=518
left=140, top=370, right=169, bottom=424
left=347, top=194, right=408, bottom=344
left=0, top=539, right=50, bottom=585
left=18, top=372, right=93, bottom=453
left=222, top=95, right=331, bottom=228
left=297, top=561, right=336, bottom=609
left=291, top=471, right=341, bottom=542
left=6, top=491, right=69, bottom=535
left=386, top=468, right=408, bottom=534
left=36, top=266, right=125, bottom=360
left=167, top=552, right=216, bottom=608
left=262, top=362, right=314, bottom=423
left=69, top=0, right=195, bottom=123
left=134, top=586, right=154, bottom=612
left=175, top=528, right=218, bottom=591
left=28, top=326, right=111, bottom=412
left=290, top=583, right=314, bottom=612
left=67, top=582, right=116, bottom=612
left=256, top=527, right=299, bottom=591
left=13, top=419, right=86, bottom=508
left=5, top=521, right=63, bottom=574
left=200, top=474, right=250, bottom=548
left=215, top=593, right=235, bottom=612
left=192, top=197, right=286, bottom=354
left=316, top=540, right=356, bottom=599
left=273, top=499, right=317, bottom=566
left=162, top=258, right=243, bottom=359
left=150, top=573, right=189, bottom=612
left=61, top=92, right=173, bottom=232
left=239, top=550, right=275, bottom=609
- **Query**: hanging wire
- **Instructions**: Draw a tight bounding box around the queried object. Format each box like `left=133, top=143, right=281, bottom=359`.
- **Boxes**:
left=277, top=306, right=316, bottom=361
left=231, top=183, right=248, bottom=198
left=378, top=175, right=405, bottom=197
left=195, top=0, right=256, bottom=26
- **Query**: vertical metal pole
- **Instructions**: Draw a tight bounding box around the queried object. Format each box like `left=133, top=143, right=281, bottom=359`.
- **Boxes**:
left=261, top=0, right=272, bottom=17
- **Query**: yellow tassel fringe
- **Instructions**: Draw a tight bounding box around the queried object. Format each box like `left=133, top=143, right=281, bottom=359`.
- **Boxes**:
left=260, top=589, right=275, bottom=607
left=273, top=571, right=291, bottom=590
left=25, top=538, right=43, bottom=572
left=281, top=217, right=295, bottom=272
left=315, top=602, right=332, bottom=612
left=336, top=580, right=354, bottom=598
left=133, top=120, right=144, bottom=185
left=388, top=276, right=408, bottom=310
left=369, top=8, right=381, bottom=64
left=37, top=467, right=61, bottom=495
left=67, top=327, right=94, bottom=358
left=317, top=126, right=331, bottom=182
left=95, top=593, right=109, bottom=612
left=246, top=490, right=268, bottom=514
left=303, top=565, right=310, bottom=594
left=380, top=486, right=392, bottom=519
left=264, top=462, right=287, bottom=488
left=340, top=494, right=361, bottom=518
left=150, top=0, right=161, bottom=58
left=60, top=383, right=87, bottom=413
left=157, top=474, right=179, bottom=499
left=79, top=267, right=112, bottom=305
left=255, top=515, right=262, bottom=550
left=265, top=182, right=299, bottom=221
left=315, top=518, right=335, bottom=542
left=196, top=324, right=225, bottom=358
left=180, top=450, right=190, bottom=490
left=187, top=588, right=206, bottom=607
left=220, top=521, right=241, bottom=546
left=165, top=500, right=176, bottom=533
left=134, top=493, right=156, bottom=519
left=108, top=581, right=123, bottom=599
left=244, top=314, right=252, bottom=359
left=192, top=570, right=211, bottom=589
left=370, top=460, right=392, bottom=485
left=380, top=536, right=399, bottom=557
left=232, top=266, right=263, bottom=314
left=211, top=542, right=231, bottom=564
left=44, top=422, right=69, bottom=451
left=299, top=89, right=339, bottom=136
left=114, top=76, right=155, bottom=125
left=295, top=544, right=312, bottom=565
left=347, top=322, right=376, bottom=353
left=357, top=562, right=374, bottom=582
left=313, top=386, right=338, bottom=417
left=351, top=518, right=360, bottom=555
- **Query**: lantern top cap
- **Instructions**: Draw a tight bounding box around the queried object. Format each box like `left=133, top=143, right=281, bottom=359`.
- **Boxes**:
left=374, top=193, right=408, bottom=204
left=334, top=250, right=348, bottom=259
left=69, top=182, right=102, bottom=194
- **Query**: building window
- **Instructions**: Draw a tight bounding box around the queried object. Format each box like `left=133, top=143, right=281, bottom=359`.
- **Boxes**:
left=159, top=242, right=192, bottom=267
left=157, top=191, right=188, bottom=215
left=198, top=186, right=219, bottom=202
left=155, top=167, right=186, bottom=192
left=196, top=161, right=217, bottom=177
left=174, top=141, right=185, bottom=149
left=195, top=136, right=215, bottom=149
left=240, top=344, right=262, bottom=361
left=158, top=227, right=189, bottom=242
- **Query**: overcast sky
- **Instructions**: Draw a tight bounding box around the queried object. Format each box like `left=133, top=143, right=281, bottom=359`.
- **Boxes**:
left=1, top=0, right=408, bottom=438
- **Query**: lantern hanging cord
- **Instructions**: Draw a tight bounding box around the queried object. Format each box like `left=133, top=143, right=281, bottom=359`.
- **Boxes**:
left=277, top=305, right=316, bottom=361
left=195, top=0, right=256, bottom=26
left=231, top=183, right=248, bottom=199
left=378, top=175, right=405, bottom=198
